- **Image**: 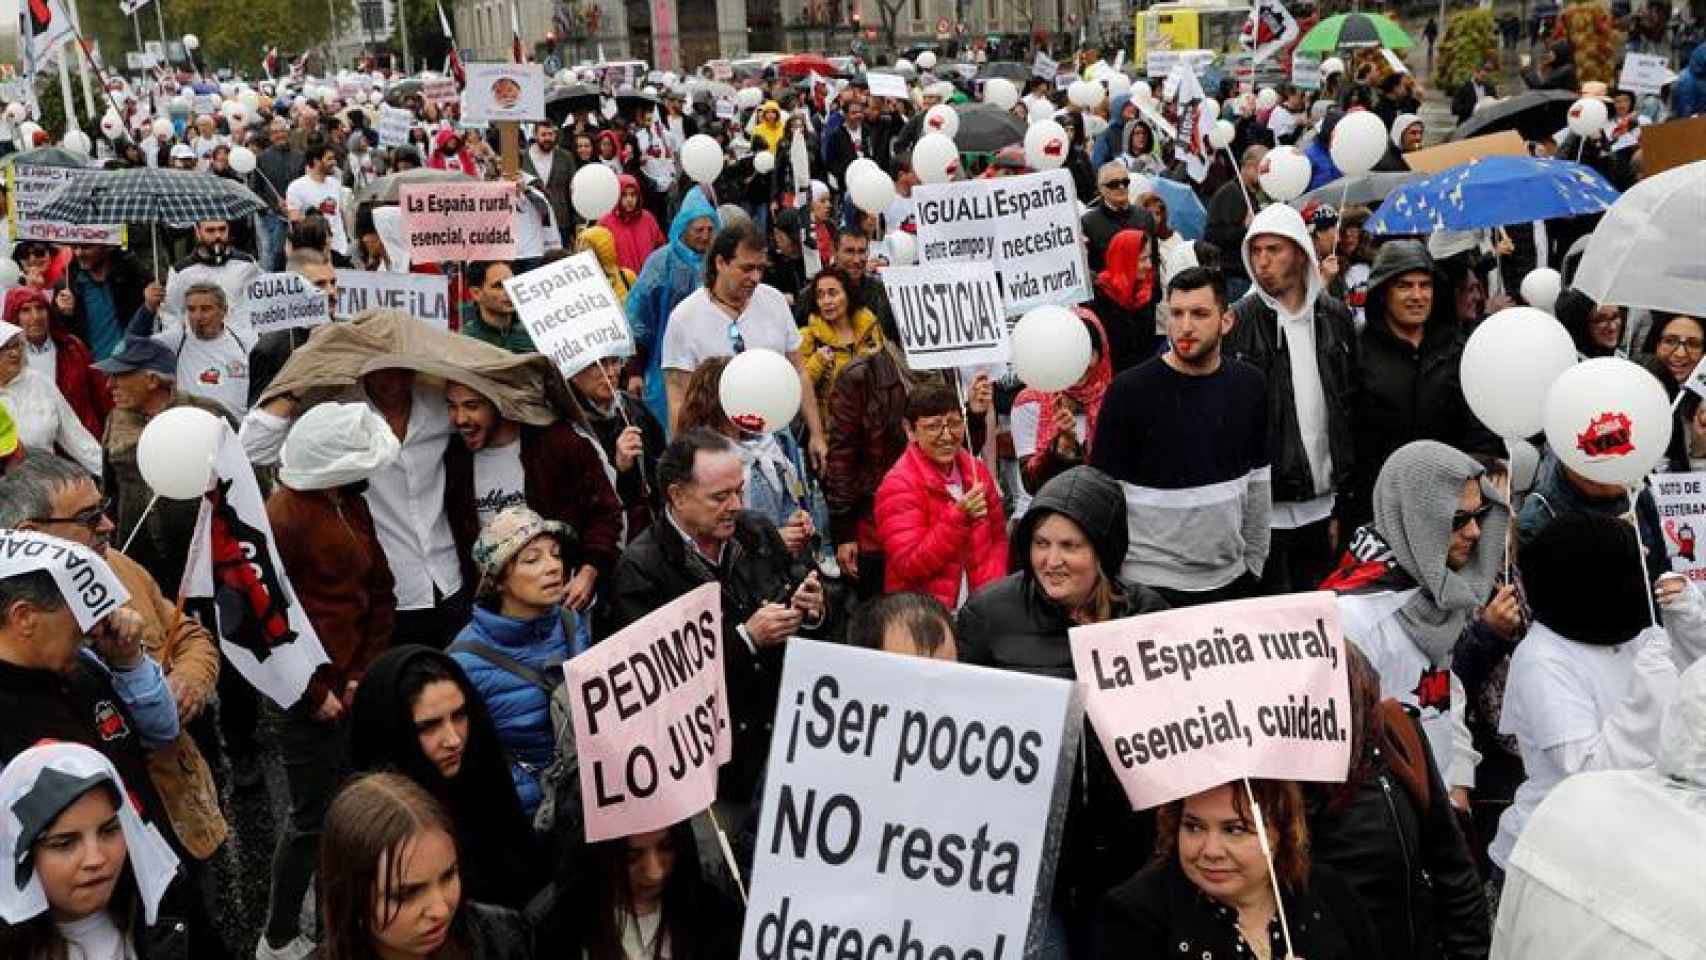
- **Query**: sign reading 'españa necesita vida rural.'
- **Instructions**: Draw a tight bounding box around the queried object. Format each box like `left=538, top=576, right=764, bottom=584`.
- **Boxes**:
left=912, top=169, right=1091, bottom=316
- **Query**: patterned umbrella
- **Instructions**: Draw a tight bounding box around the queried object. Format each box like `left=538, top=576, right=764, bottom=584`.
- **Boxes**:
left=37, top=168, right=266, bottom=227
left=1296, top=13, right=1415, bottom=53
left=1366, top=156, right=1619, bottom=236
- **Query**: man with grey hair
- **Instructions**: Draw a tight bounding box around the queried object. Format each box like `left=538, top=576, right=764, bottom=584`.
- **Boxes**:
left=1081, top=160, right=1156, bottom=273
left=254, top=118, right=306, bottom=271
left=129, top=280, right=253, bottom=419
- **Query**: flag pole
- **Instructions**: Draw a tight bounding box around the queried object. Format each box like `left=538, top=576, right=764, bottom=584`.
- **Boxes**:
left=65, top=0, right=97, bottom=125
left=57, top=42, right=82, bottom=132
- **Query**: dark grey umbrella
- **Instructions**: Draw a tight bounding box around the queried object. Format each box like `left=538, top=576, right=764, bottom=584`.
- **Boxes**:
left=1449, top=90, right=1577, bottom=143
left=356, top=167, right=476, bottom=205
left=37, top=168, right=265, bottom=226
left=1292, top=170, right=1424, bottom=209
left=1, top=147, right=89, bottom=171
left=978, top=61, right=1031, bottom=82
left=949, top=102, right=1026, bottom=154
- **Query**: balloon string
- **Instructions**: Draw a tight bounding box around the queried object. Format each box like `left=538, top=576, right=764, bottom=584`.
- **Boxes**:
left=120, top=493, right=160, bottom=555
left=1628, top=488, right=1660, bottom=629
left=1226, top=146, right=1255, bottom=220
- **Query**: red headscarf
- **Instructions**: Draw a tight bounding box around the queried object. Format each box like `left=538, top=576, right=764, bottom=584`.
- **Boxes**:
left=612, top=174, right=643, bottom=223
left=1095, top=228, right=1156, bottom=313
left=2, top=285, right=49, bottom=326
left=1014, top=308, right=1112, bottom=459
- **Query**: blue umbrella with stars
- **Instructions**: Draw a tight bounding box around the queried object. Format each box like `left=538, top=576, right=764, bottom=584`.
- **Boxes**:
left=1366, top=155, right=1620, bottom=236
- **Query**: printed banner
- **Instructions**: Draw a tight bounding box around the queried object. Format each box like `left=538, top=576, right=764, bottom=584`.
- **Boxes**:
left=1618, top=52, right=1674, bottom=97
left=335, top=270, right=451, bottom=329
left=1032, top=50, right=1058, bottom=79
left=182, top=426, right=331, bottom=709
left=1069, top=592, right=1352, bottom=810
left=1147, top=48, right=1215, bottom=81
left=6, top=164, right=126, bottom=246
left=567, top=583, right=730, bottom=842
left=1653, top=471, right=1706, bottom=583
left=399, top=182, right=518, bottom=263
left=740, top=642, right=1081, bottom=960
left=1240, top=0, right=1300, bottom=65
left=421, top=76, right=459, bottom=106
left=376, top=104, right=413, bottom=148
left=880, top=261, right=1010, bottom=370
left=0, top=529, right=128, bottom=631
left=461, top=62, right=546, bottom=123
left=1291, top=53, right=1322, bottom=91
left=238, top=272, right=330, bottom=335
left=913, top=169, right=1090, bottom=316
left=867, top=72, right=909, bottom=100
left=504, top=250, right=633, bottom=380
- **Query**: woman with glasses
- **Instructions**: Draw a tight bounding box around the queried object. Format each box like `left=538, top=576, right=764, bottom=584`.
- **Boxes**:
left=874, top=381, right=1008, bottom=611
left=0, top=305, right=101, bottom=474
left=1639, top=312, right=1706, bottom=473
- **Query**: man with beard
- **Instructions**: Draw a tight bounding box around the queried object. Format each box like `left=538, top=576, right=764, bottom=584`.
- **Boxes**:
left=286, top=141, right=350, bottom=258
left=132, top=282, right=253, bottom=420
left=523, top=123, right=576, bottom=245
left=155, top=219, right=258, bottom=329
left=1090, top=267, right=1270, bottom=607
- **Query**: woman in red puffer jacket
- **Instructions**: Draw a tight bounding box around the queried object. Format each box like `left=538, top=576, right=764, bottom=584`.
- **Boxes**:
left=875, top=381, right=1008, bottom=610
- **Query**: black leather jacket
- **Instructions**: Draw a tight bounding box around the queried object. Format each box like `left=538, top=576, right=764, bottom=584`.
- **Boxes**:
left=1225, top=291, right=1360, bottom=506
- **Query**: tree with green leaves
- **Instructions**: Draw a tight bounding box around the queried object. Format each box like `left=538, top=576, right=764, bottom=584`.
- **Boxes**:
left=1432, top=8, right=1499, bottom=93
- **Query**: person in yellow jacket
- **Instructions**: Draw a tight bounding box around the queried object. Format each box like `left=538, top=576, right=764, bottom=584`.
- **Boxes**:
left=751, top=100, right=788, bottom=154
left=575, top=225, right=637, bottom=305
left=799, top=265, right=883, bottom=425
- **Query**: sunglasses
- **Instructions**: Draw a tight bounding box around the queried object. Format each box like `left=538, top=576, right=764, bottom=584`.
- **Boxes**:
left=1100, top=178, right=1131, bottom=190
left=727, top=321, right=746, bottom=355
left=1451, top=504, right=1494, bottom=531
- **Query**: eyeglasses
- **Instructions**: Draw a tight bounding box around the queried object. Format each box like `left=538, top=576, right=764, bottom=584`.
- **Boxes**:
left=914, top=416, right=965, bottom=438
left=1100, top=178, right=1131, bottom=190
left=1660, top=335, right=1705, bottom=354
left=30, top=499, right=112, bottom=532
left=726, top=321, right=746, bottom=355
left=1451, top=504, right=1494, bottom=531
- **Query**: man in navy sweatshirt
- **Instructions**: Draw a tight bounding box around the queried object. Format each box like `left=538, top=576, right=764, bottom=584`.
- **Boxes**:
left=1091, top=266, right=1272, bottom=607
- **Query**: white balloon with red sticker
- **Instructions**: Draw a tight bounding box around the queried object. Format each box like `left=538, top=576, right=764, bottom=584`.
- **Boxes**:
left=1543, top=357, right=1673, bottom=486
left=1024, top=120, right=1070, bottom=171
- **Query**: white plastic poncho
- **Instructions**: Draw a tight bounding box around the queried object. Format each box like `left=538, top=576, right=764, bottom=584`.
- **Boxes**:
left=278, top=401, right=400, bottom=491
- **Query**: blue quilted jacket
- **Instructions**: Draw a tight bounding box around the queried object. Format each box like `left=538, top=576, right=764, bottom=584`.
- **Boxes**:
left=450, top=605, right=568, bottom=816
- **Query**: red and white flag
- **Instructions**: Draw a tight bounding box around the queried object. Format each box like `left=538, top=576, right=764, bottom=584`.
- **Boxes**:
left=509, top=0, right=526, bottom=63
left=437, top=0, right=466, bottom=85
left=261, top=46, right=278, bottom=80
left=1240, top=0, right=1300, bottom=65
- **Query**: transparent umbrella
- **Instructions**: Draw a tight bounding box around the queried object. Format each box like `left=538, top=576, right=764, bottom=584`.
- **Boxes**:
left=1571, top=159, right=1706, bottom=316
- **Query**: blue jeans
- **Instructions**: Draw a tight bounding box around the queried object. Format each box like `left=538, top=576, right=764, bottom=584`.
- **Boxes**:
left=257, top=212, right=288, bottom=272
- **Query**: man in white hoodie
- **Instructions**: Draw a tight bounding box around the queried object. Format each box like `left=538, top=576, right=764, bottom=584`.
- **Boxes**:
left=1224, top=203, right=1359, bottom=593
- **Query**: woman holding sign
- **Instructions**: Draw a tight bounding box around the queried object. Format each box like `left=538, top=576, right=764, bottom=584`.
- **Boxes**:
left=1098, top=779, right=1380, bottom=960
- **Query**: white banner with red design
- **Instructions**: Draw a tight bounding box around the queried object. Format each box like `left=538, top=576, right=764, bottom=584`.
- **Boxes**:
left=1652, top=472, right=1706, bottom=583
left=1240, top=0, right=1300, bottom=66
left=912, top=169, right=1090, bottom=316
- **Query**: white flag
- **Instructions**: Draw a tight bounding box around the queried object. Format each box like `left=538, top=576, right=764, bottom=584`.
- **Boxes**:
left=182, top=426, right=329, bottom=709
left=20, top=0, right=78, bottom=78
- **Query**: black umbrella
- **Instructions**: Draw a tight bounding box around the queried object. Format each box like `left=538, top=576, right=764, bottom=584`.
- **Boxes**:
left=546, top=82, right=600, bottom=124
left=1, top=147, right=89, bottom=171
left=1449, top=89, right=1576, bottom=143
left=978, top=61, right=1031, bottom=82
left=948, top=102, right=1026, bottom=154
left=616, top=90, right=661, bottom=116
left=38, top=168, right=265, bottom=227
left=356, top=167, right=477, bottom=206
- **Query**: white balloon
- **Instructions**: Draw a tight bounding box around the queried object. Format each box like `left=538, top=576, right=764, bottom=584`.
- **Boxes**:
left=847, top=158, right=896, bottom=216
left=1024, top=120, right=1069, bottom=170
left=1520, top=268, right=1563, bottom=313
left=182, top=33, right=200, bottom=51
left=1067, top=79, right=1104, bottom=109
left=922, top=103, right=959, bottom=141
left=152, top=117, right=175, bottom=140
left=913, top=132, right=960, bottom=184
left=916, top=51, right=938, bottom=71
left=1130, top=80, right=1153, bottom=104
left=681, top=134, right=724, bottom=185
left=0, top=259, right=18, bottom=288
left=61, top=130, right=91, bottom=156
left=886, top=231, right=917, bottom=266
left=238, top=90, right=260, bottom=110
left=1208, top=119, right=1236, bottom=151
left=170, top=95, right=190, bottom=113
left=1567, top=96, right=1609, bottom=137
left=1199, top=98, right=1220, bottom=121
left=752, top=150, right=775, bottom=174
left=1256, top=87, right=1279, bottom=111
left=1320, top=56, right=1345, bottom=77
left=571, top=163, right=621, bottom=219
left=1256, top=146, right=1312, bottom=202
left=894, top=58, right=915, bottom=76
left=1544, top=357, right=1673, bottom=487
left=137, top=407, right=222, bottom=499
left=1108, top=74, right=1132, bottom=100
left=1461, top=306, right=1579, bottom=438
left=3, top=103, right=25, bottom=124
left=1013, top=305, right=1092, bottom=391
left=17, top=122, right=41, bottom=146
left=1084, top=114, right=1108, bottom=140
left=227, top=105, right=247, bottom=128
left=99, top=111, right=124, bottom=139
left=983, top=77, right=1019, bottom=111
left=1330, top=109, right=1389, bottom=177
left=228, top=145, right=257, bottom=174
left=719, top=349, right=801, bottom=434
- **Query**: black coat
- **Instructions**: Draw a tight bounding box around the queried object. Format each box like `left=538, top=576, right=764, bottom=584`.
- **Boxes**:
left=824, top=122, right=873, bottom=189
left=1097, top=859, right=1381, bottom=960
left=1226, top=291, right=1360, bottom=507
left=1080, top=201, right=1156, bottom=274
left=607, top=511, right=824, bottom=800
left=1308, top=712, right=1491, bottom=960
left=1204, top=179, right=1253, bottom=282
left=307, top=903, right=531, bottom=960
left=1451, top=80, right=1496, bottom=124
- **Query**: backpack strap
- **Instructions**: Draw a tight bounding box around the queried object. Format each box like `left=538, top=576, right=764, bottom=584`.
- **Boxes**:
left=448, top=641, right=562, bottom=695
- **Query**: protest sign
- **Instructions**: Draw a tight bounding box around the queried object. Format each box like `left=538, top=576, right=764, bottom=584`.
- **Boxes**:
left=6, top=164, right=125, bottom=246
left=461, top=62, right=547, bottom=123
left=1146, top=48, right=1214, bottom=80
left=377, top=105, right=413, bottom=148
left=913, top=169, right=1090, bottom=316
left=567, top=583, right=730, bottom=842
left=1638, top=115, right=1706, bottom=176
left=399, top=182, right=518, bottom=263
left=1032, top=50, right=1058, bottom=79
left=880, top=261, right=1009, bottom=370
left=1291, top=53, right=1321, bottom=90
left=0, top=529, right=128, bottom=631
left=1618, top=52, right=1673, bottom=97
left=741, top=642, right=1080, bottom=960
left=867, top=71, right=909, bottom=99
left=1403, top=130, right=1527, bottom=173
left=335, top=270, right=451, bottom=329
left=504, top=250, right=634, bottom=379
left=239, top=272, right=331, bottom=335
left=1653, top=472, right=1706, bottom=583
left=1069, top=592, right=1351, bottom=810
left=421, top=76, right=458, bottom=106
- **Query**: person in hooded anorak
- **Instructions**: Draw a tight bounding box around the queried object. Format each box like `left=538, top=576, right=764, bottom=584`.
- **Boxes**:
left=627, top=185, right=720, bottom=431
left=575, top=226, right=636, bottom=305
left=598, top=174, right=665, bottom=275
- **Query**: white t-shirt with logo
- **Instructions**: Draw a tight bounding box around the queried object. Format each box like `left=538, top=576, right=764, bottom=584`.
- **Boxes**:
left=286, top=174, right=349, bottom=255
left=660, top=285, right=802, bottom=373
left=157, top=327, right=250, bottom=421
left=473, top=441, right=528, bottom=528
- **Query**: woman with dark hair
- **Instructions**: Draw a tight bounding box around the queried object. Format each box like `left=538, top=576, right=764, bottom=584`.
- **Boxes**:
left=1639, top=312, right=1706, bottom=472
left=530, top=822, right=740, bottom=960
left=0, top=743, right=187, bottom=960
left=1097, top=778, right=1380, bottom=960
left=349, top=646, right=544, bottom=910
left=798, top=265, right=882, bottom=426
left=318, top=772, right=532, bottom=960
left=1305, top=644, right=1490, bottom=960
left=1554, top=287, right=1624, bottom=359
left=1010, top=312, right=1113, bottom=496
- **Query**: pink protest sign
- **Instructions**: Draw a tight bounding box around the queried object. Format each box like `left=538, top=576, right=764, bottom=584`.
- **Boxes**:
left=399, top=182, right=518, bottom=263
left=567, top=583, right=731, bottom=841
left=1068, top=591, right=1351, bottom=810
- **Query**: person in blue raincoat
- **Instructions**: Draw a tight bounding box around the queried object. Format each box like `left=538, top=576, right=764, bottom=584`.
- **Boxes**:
left=627, top=186, right=721, bottom=432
